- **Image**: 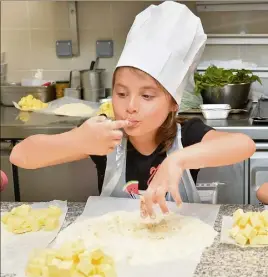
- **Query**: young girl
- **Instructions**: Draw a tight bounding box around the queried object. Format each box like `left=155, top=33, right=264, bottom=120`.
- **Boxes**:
left=257, top=183, right=268, bottom=204
left=10, top=2, right=255, bottom=218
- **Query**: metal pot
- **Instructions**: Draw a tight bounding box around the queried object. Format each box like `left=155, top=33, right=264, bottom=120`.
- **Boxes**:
left=80, top=69, right=105, bottom=101
left=201, top=83, right=251, bottom=109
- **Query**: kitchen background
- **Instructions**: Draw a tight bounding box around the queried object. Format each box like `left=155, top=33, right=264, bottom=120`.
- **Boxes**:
left=1, top=1, right=268, bottom=94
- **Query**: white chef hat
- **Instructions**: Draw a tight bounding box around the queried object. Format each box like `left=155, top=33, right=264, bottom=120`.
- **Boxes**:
left=116, top=1, right=207, bottom=105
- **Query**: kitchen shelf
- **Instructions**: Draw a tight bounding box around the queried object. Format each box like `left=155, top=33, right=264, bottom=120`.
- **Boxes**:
left=197, top=1, right=268, bottom=12
left=206, top=34, right=268, bottom=45
left=197, top=67, right=268, bottom=75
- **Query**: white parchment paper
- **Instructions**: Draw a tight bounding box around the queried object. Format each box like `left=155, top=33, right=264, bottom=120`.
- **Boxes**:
left=53, top=196, right=219, bottom=277
left=1, top=200, right=68, bottom=275
left=71, top=196, right=220, bottom=226
left=13, top=97, right=100, bottom=117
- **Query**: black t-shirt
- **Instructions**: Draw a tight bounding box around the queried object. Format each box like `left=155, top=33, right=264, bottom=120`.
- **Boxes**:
left=91, top=118, right=213, bottom=193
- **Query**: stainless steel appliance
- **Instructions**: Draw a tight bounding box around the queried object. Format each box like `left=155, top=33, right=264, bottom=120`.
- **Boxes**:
left=0, top=83, right=56, bottom=106
left=249, top=143, right=268, bottom=205
left=18, top=157, right=99, bottom=202
left=0, top=141, right=15, bottom=201
left=197, top=161, right=245, bottom=204
left=201, top=83, right=251, bottom=109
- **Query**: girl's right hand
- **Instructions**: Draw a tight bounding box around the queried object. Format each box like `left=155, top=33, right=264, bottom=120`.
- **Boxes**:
left=76, top=116, right=130, bottom=156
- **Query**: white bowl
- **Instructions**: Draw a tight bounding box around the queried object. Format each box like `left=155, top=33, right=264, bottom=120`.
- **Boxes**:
left=200, top=104, right=231, bottom=120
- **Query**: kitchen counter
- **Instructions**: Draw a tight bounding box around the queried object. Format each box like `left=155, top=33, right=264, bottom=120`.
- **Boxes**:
left=1, top=106, right=268, bottom=140
left=1, top=202, right=267, bottom=277
left=0, top=106, right=83, bottom=139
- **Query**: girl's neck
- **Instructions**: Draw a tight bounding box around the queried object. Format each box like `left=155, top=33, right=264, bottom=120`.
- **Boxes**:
left=129, top=133, right=158, bottom=156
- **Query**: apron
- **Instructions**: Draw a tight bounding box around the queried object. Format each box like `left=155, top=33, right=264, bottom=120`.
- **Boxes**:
left=101, top=124, right=201, bottom=203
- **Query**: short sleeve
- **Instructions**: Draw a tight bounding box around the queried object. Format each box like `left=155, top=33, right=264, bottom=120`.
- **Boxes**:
left=181, top=118, right=214, bottom=148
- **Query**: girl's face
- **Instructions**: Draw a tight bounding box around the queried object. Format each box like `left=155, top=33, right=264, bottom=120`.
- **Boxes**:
left=112, top=67, right=177, bottom=138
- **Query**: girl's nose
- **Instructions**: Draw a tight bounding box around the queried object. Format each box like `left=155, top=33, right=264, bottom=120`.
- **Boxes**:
left=126, top=96, right=139, bottom=114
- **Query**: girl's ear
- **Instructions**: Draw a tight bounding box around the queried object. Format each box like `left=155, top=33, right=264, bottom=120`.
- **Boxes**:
left=171, top=103, right=179, bottom=113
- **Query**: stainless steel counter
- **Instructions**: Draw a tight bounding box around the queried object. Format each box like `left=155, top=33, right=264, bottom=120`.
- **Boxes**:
left=1, top=106, right=268, bottom=140
left=1, top=106, right=83, bottom=139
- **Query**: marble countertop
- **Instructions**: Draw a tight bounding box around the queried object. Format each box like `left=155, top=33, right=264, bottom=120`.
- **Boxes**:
left=1, top=202, right=267, bottom=277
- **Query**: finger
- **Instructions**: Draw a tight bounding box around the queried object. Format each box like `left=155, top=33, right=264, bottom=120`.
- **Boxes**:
left=140, top=196, right=148, bottom=218
left=110, top=120, right=130, bottom=130
left=111, top=130, right=123, bottom=140
left=143, top=188, right=156, bottom=219
left=155, top=186, right=169, bottom=214
left=169, top=182, right=182, bottom=206
left=107, top=147, right=115, bottom=154
left=110, top=140, right=121, bottom=148
left=94, top=115, right=107, bottom=122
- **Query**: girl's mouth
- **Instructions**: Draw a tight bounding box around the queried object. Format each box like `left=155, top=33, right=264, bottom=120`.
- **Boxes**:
left=127, top=119, right=141, bottom=127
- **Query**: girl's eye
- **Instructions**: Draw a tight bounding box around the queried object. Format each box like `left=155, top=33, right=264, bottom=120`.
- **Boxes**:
left=142, top=94, right=154, bottom=100
left=116, top=92, right=127, bottom=98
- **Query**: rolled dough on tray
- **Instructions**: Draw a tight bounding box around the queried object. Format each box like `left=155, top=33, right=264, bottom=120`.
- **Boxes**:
left=53, top=103, right=94, bottom=117
left=55, top=211, right=217, bottom=265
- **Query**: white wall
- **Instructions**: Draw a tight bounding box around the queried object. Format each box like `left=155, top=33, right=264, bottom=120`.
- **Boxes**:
left=1, top=1, right=267, bottom=88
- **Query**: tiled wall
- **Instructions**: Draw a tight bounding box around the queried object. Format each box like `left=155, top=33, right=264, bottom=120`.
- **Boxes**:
left=1, top=1, right=268, bottom=88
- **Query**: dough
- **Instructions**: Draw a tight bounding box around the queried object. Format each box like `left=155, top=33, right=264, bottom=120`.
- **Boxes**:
left=53, top=103, right=94, bottom=117
left=55, top=211, right=217, bottom=265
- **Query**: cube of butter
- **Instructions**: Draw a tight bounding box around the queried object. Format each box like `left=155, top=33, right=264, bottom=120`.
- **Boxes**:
left=48, top=258, right=74, bottom=277
left=233, top=209, right=244, bottom=224
left=234, top=232, right=248, bottom=245
left=257, top=227, right=268, bottom=235
left=250, top=214, right=263, bottom=229
left=43, top=217, right=59, bottom=231
left=25, top=263, right=43, bottom=277
left=229, top=226, right=240, bottom=239
left=241, top=224, right=255, bottom=239
left=91, top=249, right=105, bottom=265
left=76, top=259, right=95, bottom=276
left=97, top=264, right=117, bottom=277
left=1, top=212, right=10, bottom=224
left=239, top=213, right=251, bottom=227
left=250, top=235, right=268, bottom=245
left=27, top=215, right=41, bottom=232
left=48, top=206, right=62, bottom=217
left=260, top=210, right=268, bottom=226
left=71, top=271, right=86, bottom=277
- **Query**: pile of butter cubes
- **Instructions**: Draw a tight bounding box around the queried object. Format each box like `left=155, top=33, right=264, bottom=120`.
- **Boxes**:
left=18, top=95, right=48, bottom=111
left=98, top=101, right=114, bottom=119
left=25, top=240, right=117, bottom=277
left=229, top=209, right=268, bottom=246
left=1, top=204, right=62, bottom=234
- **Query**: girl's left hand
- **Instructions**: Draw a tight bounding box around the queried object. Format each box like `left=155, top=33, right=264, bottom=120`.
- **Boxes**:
left=141, top=154, right=183, bottom=219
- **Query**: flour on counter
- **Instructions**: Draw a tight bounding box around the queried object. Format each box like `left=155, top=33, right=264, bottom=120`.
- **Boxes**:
left=54, top=210, right=217, bottom=265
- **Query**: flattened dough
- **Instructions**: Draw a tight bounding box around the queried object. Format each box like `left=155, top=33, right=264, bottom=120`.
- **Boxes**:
left=55, top=211, right=217, bottom=265
left=54, top=103, right=94, bottom=117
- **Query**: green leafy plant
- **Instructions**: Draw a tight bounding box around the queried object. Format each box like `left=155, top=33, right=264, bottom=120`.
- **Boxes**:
left=194, top=65, right=262, bottom=95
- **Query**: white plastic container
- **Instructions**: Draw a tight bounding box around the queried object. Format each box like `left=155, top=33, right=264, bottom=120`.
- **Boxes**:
left=200, top=104, right=231, bottom=120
